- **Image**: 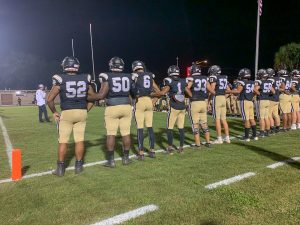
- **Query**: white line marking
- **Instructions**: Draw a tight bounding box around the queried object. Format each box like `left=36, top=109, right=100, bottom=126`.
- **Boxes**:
left=205, top=172, right=256, bottom=189
left=0, top=146, right=190, bottom=184
left=90, top=204, right=158, bottom=225
left=266, top=157, right=300, bottom=169
left=0, top=116, right=12, bottom=169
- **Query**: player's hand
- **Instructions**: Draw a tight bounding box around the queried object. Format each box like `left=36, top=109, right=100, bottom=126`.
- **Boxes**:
left=53, top=112, right=60, bottom=122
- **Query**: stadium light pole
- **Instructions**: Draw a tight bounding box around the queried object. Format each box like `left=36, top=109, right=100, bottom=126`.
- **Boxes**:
left=176, top=56, right=179, bottom=67
left=255, top=0, right=263, bottom=79
left=71, top=38, right=75, bottom=57
left=89, top=23, right=96, bottom=81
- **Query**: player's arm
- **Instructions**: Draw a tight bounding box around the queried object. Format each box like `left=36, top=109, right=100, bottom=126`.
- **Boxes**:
left=152, top=80, right=161, bottom=93
left=270, top=86, right=275, bottom=94
left=185, top=85, right=192, bottom=98
left=206, top=82, right=215, bottom=95
left=86, top=85, right=95, bottom=112
left=254, top=84, right=260, bottom=95
left=87, top=82, right=109, bottom=101
left=290, top=82, right=297, bottom=93
left=279, top=81, right=285, bottom=93
left=228, top=85, right=243, bottom=94
left=47, top=85, right=60, bottom=122
left=150, top=86, right=170, bottom=98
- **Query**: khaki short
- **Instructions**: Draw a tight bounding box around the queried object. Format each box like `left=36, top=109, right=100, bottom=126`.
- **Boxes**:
left=167, top=107, right=186, bottom=129
left=59, top=109, right=87, bottom=143
left=256, top=100, right=270, bottom=119
left=240, top=100, right=254, bottom=121
left=188, top=100, right=207, bottom=125
left=212, top=95, right=226, bottom=120
left=269, top=101, right=279, bottom=119
left=105, top=105, right=132, bottom=136
left=279, top=94, right=292, bottom=114
left=291, top=94, right=299, bottom=112
left=134, top=96, right=153, bottom=129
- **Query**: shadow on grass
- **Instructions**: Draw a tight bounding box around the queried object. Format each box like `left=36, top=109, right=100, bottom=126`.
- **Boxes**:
left=22, top=165, right=30, bottom=176
left=200, top=220, right=220, bottom=225
left=233, top=142, right=300, bottom=169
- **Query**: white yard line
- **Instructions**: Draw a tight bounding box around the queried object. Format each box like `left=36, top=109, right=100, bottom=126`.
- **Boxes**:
left=0, top=146, right=189, bottom=184
left=0, top=116, right=12, bottom=169
left=205, top=172, right=256, bottom=189
left=266, top=157, right=300, bottom=169
left=90, top=204, right=158, bottom=225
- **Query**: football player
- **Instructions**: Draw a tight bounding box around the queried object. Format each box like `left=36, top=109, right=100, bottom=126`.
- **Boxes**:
left=88, top=57, right=134, bottom=167
left=186, top=64, right=214, bottom=148
left=47, top=56, right=94, bottom=176
left=151, top=65, right=192, bottom=154
left=254, top=69, right=275, bottom=137
left=230, top=79, right=240, bottom=117
left=278, top=69, right=292, bottom=131
left=267, top=68, right=281, bottom=133
left=228, top=68, right=257, bottom=141
left=131, top=60, right=160, bottom=160
left=208, top=65, right=231, bottom=144
left=290, top=69, right=300, bottom=129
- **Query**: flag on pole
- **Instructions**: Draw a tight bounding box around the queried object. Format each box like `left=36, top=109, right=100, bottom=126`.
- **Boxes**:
left=258, top=0, right=263, bottom=16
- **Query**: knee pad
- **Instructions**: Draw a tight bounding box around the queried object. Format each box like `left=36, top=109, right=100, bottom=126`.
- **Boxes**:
left=200, top=123, right=210, bottom=133
left=192, top=125, right=199, bottom=134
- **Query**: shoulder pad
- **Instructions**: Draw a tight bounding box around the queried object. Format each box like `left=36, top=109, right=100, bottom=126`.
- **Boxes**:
left=268, top=78, right=275, bottom=83
left=152, top=73, right=155, bottom=78
left=132, top=73, right=139, bottom=80
left=164, top=77, right=172, bottom=86
left=209, top=75, right=217, bottom=82
left=255, top=80, right=262, bottom=85
left=87, top=74, right=92, bottom=83
left=186, top=77, right=193, bottom=82
left=52, top=74, right=62, bottom=85
left=237, top=80, right=245, bottom=86
left=99, top=73, right=108, bottom=83
left=292, top=80, right=299, bottom=84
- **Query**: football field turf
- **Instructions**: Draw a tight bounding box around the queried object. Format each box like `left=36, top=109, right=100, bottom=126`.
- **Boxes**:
left=0, top=106, right=300, bottom=225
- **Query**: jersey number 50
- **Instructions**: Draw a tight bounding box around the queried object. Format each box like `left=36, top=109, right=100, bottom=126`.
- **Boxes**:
left=66, top=81, right=87, bottom=98
left=112, top=77, right=130, bottom=92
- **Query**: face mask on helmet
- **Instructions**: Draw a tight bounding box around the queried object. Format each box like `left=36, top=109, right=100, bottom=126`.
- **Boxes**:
left=208, top=65, right=221, bottom=75
left=257, top=69, right=268, bottom=79
left=266, top=68, right=275, bottom=77
left=277, top=69, right=288, bottom=77
left=238, top=68, right=251, bottom=79
left=61, top=56, right=80, bottom=72
left=132, top=60, right=145, bottom=72
left=109, top=57, right=124, bottom=72
left=191, top=64, right=201, bottom=76
left=291, top=69, right=300, bottom=78
left=168, top=65, right=180, bottom=76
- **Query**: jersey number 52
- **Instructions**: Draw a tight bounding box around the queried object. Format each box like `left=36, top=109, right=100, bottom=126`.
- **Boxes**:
left=66, top=81, right=87, bottom=98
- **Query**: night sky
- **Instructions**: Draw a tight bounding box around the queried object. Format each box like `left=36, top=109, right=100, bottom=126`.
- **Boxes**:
left=0, top=0, right=299, bottom=89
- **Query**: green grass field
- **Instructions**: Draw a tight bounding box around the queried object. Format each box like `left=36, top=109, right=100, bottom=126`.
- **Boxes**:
left=0, top=106, right=300, bottom=225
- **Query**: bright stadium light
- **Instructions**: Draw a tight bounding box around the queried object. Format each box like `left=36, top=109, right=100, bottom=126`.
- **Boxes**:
left=15, top=91, right=21, bottom=95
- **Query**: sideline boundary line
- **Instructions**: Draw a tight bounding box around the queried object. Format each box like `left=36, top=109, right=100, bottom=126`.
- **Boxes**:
left=266, top=157, right=300, bottom=169
left=0, top=116, right=12, bottom=169
left=205, top=172, right=256, bottom=189
left=90, top=204, right=158, bottom=225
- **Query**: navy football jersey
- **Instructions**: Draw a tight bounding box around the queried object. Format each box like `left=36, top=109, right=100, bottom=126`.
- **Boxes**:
left=187, top=75, right=208, bottom=101
left=255, top=79, right=273, bottom=100
left=292, top=79, right=300, bottom=94
left=280, top=77, right=292, bottom=94
left=132, top=72, right=155, bottom=97
left=237, top=80, right=254, bottom=101
left=99, top=72, right=133, bottom=99
left=52, top=73, right=91, bottom=111
left=209, top=75, right=228, bottom=96
left=164, top=76, right=186, bottom=110
left=268, top=77, right=281, bottom=102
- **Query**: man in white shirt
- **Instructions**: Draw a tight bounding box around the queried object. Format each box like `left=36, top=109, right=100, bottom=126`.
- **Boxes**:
left=36, top=84, right=50, bottom=122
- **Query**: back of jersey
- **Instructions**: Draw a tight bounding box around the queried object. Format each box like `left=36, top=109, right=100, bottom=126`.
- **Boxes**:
left=238, top=80, right=254, bottom=101
left=164, top=76, right=186, bottom=110
left=280, top=77, right=292, bottom=94
left=256, top=79, right=272, bottom=100
left=188, top=75, right=208, bottom=101
left=209, top=75, right=228, bottom=95
left=268, top=77, right=281, bottom=101
left=99, top=72, right=133, bottom=99
left=54, top=73, right=90, bottom=111
left=132, top=72, right=154, bottom=97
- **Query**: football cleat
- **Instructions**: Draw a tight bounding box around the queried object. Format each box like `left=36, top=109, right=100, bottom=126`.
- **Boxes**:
left=136, top=154, right=145, bottom=161
left=166, top=146, right=174, bottom=155
left=204, top=142, right=211, bottom=148
left=224, top=136, right=231, bottom=144
left=52, top=161, right=65, bottom=177
left=177, top=146, right=184, bottom=154
left=75, top=160, right=84, bottom=174
left=240, top=137, right=250, bottom=142
left=212, top=139, right=223, bottom=144
left=148, top=151, right=156, bottom=158
left=104, top=159, right=116, bottom=168
left=122, top=155, right=132, bottom=165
